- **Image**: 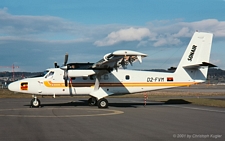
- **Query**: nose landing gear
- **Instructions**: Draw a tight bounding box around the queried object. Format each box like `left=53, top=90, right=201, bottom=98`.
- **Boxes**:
left=30, top=95, right=41, bottom=108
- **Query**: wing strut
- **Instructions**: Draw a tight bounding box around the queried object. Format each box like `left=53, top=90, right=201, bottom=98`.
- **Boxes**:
left=94, top=76, right=100, bottom=91
left=90, top=74, right=113, bottom=100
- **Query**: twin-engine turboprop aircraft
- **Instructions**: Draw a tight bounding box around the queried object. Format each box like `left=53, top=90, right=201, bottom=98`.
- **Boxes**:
left=8, top=32, right=215, bottom=108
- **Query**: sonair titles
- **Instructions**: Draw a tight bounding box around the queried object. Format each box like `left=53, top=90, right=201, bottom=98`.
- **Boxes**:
left=187, top=45, right=197, bottom=61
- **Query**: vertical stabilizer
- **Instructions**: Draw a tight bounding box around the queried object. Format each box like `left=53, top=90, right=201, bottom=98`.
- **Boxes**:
left=175, top=32, right=213, bottom=82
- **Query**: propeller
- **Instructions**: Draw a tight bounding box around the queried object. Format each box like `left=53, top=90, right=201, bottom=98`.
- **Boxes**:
left=64, top=53, right=68, bottom=66
left=64, top=70, right=68, bottom=86
left=62, top=53, right=69, bottom=87
left=54, top=53, right=69, bottom=86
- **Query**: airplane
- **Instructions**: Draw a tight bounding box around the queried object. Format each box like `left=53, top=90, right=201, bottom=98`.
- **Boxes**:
left=8, top=31, right=216, bottom=108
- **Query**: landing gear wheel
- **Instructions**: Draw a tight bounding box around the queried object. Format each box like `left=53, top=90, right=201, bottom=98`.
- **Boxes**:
left=30, top=98, right=41, bottom=108
left=97, top=98, right=108, bottom=108
left=88, top=97, right=97, bottom=106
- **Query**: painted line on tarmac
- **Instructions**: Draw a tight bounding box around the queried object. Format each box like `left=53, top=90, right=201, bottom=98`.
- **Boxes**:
left=164, top=105, right=225, bottom=113
left=0, top=108, right=124, bottom=118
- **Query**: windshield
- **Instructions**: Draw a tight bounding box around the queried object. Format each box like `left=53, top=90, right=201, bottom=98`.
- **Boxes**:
left=42, top=70, right=49, bottom=77
left=31, top=70, right=49, bottom=78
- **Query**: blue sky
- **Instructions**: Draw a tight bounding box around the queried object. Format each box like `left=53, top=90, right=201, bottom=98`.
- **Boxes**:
left=0, top=0, right=225, bottom=72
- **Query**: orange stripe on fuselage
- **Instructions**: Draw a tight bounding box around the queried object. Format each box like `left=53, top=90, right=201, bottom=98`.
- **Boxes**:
left=44, top=81, right=197, bottom=88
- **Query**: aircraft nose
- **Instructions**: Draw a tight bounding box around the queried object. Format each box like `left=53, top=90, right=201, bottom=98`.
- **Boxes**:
left=8, top=82, right=18, bottom=92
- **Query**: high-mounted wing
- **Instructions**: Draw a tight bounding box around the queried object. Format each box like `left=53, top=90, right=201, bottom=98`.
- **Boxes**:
left=92, top=50, right=147, bottom=70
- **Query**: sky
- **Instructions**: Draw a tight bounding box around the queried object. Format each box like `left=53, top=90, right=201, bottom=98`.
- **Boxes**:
left=0, top=0, right=225, bottom=72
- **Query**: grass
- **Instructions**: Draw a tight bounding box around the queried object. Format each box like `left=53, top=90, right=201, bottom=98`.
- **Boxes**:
left=185, top=98, right=225, bottom=108
left=0, top=89, right=30, bottom=98
left=145, top=97, right=225, bottom=108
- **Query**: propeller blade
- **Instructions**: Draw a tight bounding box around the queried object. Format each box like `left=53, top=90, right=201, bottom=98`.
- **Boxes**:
left=64, top=53, right=69, bottom=66
left=64, top=79, right=68, bottom=87
left=61, top=53, right=69, bottom=86
left=63, top=70, right=68, bottom=87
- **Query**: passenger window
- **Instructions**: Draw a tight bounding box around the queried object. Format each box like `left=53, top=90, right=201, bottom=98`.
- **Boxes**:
left=82, top=77, right=88, bottom=80
left=125, top=75, right=130, bottom=80
left=71, top=77, right=76, bottom=80
left=104, top=75, right=109, bottom=80
left=90, top=75, right=96, bottom=80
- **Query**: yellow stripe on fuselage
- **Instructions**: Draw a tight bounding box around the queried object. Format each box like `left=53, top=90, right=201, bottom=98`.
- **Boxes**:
left=44, top=81, right=197, bottom=88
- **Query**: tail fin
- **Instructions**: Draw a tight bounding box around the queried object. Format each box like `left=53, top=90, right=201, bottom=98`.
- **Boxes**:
left=175, top=32, right=214, bottom=82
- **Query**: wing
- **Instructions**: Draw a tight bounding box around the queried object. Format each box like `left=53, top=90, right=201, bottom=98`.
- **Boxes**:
left=66, top=50, right=147, bottom=78
left=92, top=50, right=147, bottom=70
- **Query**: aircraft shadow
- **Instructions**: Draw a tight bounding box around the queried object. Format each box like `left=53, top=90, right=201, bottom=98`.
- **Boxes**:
left=24, top=101, right=86, bottom=107
left=162, top=99, right=191, bottom=104
left=24, top=99, right=191, bottom=108
left=109, top=99, right=191, bottom=108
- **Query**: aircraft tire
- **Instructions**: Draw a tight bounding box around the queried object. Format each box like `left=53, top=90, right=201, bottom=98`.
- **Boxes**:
left=88, top=97, right=97, bottom=106
left=30, top=98, right=41, bottom=108
left=97, top=98, right=108, bottom=108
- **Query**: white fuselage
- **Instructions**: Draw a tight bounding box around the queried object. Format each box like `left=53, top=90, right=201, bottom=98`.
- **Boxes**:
left=8, top=68, right=198, bottom=96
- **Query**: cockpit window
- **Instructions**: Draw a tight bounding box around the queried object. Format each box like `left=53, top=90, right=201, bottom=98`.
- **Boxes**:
left=45, top=71, right=54, bottom=78
left=27, top=70, right=50, bottom=78
left=43, top=70, right=49, bottom=77
left=32, top=70, right=49, bottom=78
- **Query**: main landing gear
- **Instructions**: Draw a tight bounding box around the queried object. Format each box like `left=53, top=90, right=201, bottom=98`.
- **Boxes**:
left=30, top=95, right=41, bottom=108
left=88, top=97, right=108, bottom=108
left=97, top=98, right=108, bottom=108
left=88, top=97, right=97, bottom=106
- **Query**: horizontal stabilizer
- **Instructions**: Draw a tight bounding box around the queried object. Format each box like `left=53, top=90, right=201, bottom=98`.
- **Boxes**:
left=183, top=62, right=217, bottom=69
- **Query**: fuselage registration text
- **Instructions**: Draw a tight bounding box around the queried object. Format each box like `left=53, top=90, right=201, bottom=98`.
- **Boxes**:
left=147, top=77, right=164, bottom=82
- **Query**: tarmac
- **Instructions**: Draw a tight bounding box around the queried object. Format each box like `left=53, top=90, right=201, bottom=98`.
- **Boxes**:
left=0, top=97, right=224, bottom=141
